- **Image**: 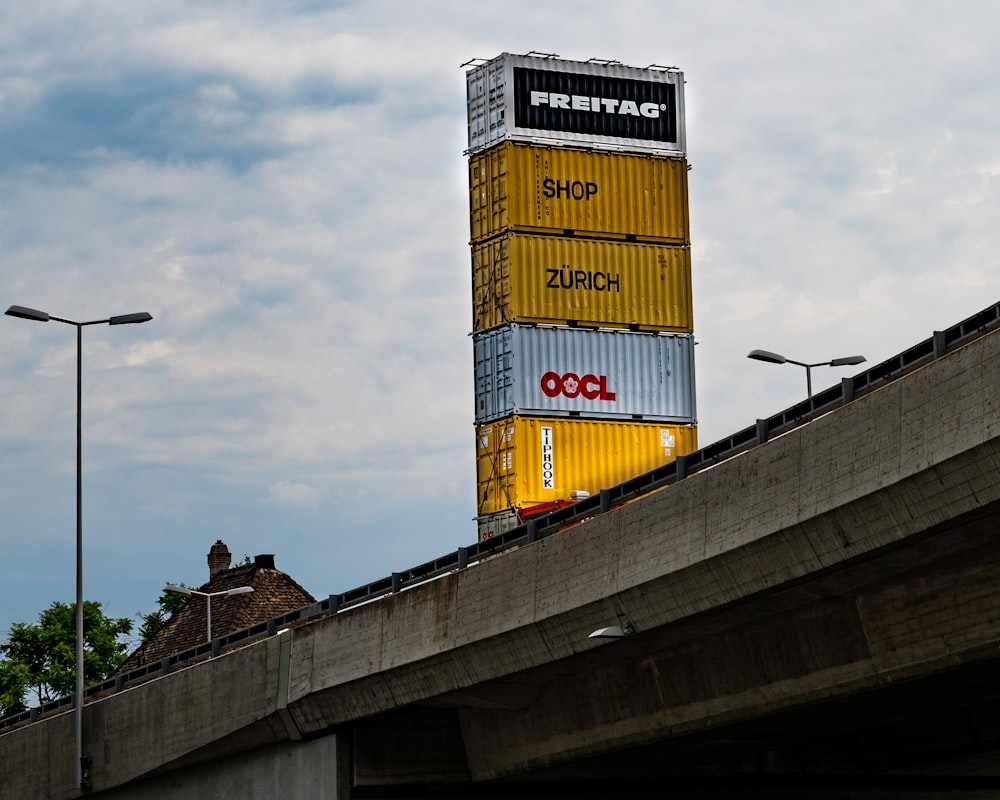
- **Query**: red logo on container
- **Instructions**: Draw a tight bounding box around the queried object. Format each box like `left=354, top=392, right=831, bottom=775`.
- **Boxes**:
left=540, top=371, right=616, bottom=401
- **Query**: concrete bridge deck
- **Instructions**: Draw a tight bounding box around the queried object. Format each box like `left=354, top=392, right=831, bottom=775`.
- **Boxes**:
left=5, top=321, right=1000, bottom=799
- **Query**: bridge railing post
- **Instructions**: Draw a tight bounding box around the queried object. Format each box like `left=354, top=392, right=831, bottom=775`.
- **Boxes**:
left=841, top=376, right=855, bottom=405
left=933, top=329, right=947, bottom=358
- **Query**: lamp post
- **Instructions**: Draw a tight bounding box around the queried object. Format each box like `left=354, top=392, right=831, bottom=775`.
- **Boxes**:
left=163, top=584, right=254, bottom=644
left=747, top=349, right=866, bottom=398
left=5, top=304, right=152, bottom=791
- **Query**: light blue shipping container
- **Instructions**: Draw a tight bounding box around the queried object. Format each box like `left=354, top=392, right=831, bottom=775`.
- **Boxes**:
left=473, top=324, right=697, bottom=424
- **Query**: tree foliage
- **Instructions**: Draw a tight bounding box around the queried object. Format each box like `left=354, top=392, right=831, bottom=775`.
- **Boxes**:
left=0, top=601, right=132, bottom=715
left=136, top=584, right=191, bottom=645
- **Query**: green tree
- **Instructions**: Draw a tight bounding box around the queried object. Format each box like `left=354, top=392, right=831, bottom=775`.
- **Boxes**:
left=0, top=601, right=132, bottom=715
left=0, top=659, right=31, bottom=716
left=136, top=585, right=191, bottom=645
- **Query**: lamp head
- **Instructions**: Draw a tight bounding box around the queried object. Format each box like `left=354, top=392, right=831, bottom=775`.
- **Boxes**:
left=830, top=355, right=866, bottom=367
left=5, top=305, right=50, bottom=322
left=747, top=349, right=786, bottom=365
left=109, top=312, right=153, bottom=326
left=589, top=623, right=635, bottom=639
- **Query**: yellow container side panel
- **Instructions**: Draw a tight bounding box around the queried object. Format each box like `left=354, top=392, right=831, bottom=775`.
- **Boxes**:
left=469, top=142, right=690, bottom=244
left=471, top=233, right=694, bottom=333
left=475, top=416, right=698, bottom=515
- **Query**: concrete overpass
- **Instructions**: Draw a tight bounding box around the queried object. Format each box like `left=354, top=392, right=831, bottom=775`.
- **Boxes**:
left=6, top=318, right=1000, bottom=798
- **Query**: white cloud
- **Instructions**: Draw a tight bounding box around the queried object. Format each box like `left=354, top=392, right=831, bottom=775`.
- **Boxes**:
left=121, top=339, right=172, bottom=367
left=266, top=479, right=328, bottom=506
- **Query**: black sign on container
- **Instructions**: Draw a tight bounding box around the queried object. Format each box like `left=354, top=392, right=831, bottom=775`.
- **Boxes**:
left=512, top=68, right=677, bottom=144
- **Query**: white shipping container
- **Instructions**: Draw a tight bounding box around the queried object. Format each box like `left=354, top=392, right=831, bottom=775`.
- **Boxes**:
left=476, top=509, right=520, bottom=542
left=473, top=324, right=697, bottom=424
left=466, top=52, right=686, bottom=156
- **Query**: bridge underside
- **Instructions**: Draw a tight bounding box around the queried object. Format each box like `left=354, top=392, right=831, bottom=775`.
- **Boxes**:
left=351, top=496, right=1000, bottom=797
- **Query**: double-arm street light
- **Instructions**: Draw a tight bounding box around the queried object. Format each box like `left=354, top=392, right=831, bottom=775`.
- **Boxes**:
left=5, top=304, right=152, bottom=791
left=164, top=584, right=254, bottom=644
left=747, top=349, right=866, bottom=398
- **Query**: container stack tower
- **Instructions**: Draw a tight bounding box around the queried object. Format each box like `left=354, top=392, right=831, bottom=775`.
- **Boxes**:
left=465, top=53, right=697, bottom=540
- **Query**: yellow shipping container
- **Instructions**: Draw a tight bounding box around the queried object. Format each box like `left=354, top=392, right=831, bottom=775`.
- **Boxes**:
left=476, top=415, right=697, bottom=516
left=471, top=233, right=693, bottom=333
left=469, top=142, right=690, bottom=244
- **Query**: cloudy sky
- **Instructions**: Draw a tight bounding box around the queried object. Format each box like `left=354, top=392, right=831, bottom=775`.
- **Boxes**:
left=1, top=0, right=998, bottom=646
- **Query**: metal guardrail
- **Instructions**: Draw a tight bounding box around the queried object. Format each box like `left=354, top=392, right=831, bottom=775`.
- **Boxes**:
left=3, top=299, right=999, bottom=734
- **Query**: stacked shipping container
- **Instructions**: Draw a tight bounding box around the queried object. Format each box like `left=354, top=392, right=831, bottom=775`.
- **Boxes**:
left=465, top=53, right=697, bottom=539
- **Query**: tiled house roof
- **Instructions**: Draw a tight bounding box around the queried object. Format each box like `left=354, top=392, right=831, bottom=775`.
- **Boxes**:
left=117, top=541, right=315, bottom=672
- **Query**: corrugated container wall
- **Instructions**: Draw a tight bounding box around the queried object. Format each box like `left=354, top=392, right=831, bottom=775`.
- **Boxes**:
left=471, top=233, right=693, bottom=332
left=466, top=53, right=686, bottom=157
left=473, top=325, right=697, bottom=424
left=476, top=415, right=697, bottom=515
left=477, top=509, right=519, bottom=541
left=469, top=142, right=690, bottom=244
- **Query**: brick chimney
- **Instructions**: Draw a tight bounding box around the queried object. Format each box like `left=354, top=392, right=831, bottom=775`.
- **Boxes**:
left=208, top=540, right=231, bottom=580
left=254, top=554, right=276, bottom=570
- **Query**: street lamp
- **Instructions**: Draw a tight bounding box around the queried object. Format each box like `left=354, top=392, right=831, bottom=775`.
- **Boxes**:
left=5, top=303, right=152, bottom=791
left=747, top=349, right=866, bottom=398
left=163, top=584, right=254, bottom=644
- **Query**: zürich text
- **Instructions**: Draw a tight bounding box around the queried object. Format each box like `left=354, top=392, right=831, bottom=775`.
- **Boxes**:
left=546, top=267, right=621, bottom=292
